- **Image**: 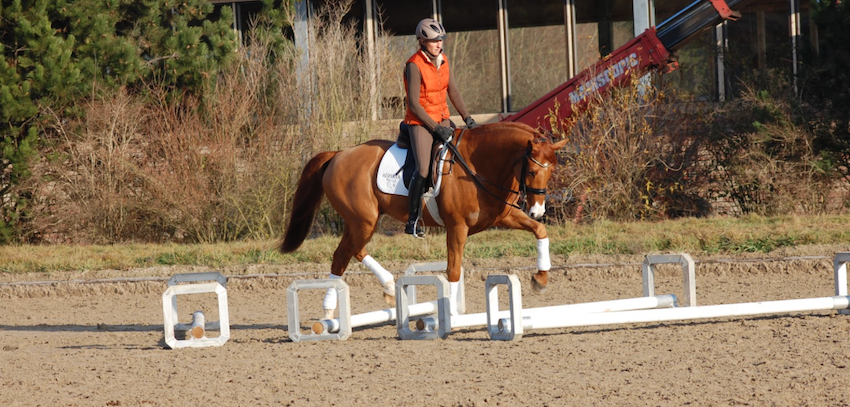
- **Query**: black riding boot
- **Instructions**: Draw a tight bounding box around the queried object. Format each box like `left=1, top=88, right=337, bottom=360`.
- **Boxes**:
left=404, top=173, right=427, bottom=238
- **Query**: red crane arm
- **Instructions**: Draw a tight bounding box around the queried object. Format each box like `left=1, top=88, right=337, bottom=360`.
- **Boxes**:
left=501, top=27, right=673, bottom=131
left=500, top=0, right=745, bottom=132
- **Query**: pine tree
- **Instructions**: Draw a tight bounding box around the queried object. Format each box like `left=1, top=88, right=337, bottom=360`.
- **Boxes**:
left=1, top=0, right=82, bottom=242
left=123, top=0, right=237, bottom=92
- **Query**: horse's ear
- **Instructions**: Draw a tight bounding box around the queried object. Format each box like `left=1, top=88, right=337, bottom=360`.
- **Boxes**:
left=551, top=137, right=568, bottom=151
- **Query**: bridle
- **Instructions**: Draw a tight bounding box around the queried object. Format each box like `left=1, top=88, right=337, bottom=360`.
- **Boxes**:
left=517, top=151, right=553, bottom=210
left=443, top=129, right=552, bottom=211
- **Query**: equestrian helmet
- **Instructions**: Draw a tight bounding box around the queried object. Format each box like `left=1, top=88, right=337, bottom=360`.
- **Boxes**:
left=415, top=18, right=446, bottom=41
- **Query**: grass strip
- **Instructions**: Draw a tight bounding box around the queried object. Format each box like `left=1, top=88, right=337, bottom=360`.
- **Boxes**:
left=1, top=214, right=848, bottom=274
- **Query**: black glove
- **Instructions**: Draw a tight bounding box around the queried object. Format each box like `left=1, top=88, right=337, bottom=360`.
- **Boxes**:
left=464, top=116, right=477, bottom=129
left=433, top=125, right=453, bottom=142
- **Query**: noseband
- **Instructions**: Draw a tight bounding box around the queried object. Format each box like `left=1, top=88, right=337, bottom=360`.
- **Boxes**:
left=517, top=152, right=552, bottom=210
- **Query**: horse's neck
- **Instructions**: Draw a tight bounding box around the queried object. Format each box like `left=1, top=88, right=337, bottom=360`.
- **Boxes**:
left=461, top=133, right=528, bottom=180
left=463, top=133, right=527, bottom=161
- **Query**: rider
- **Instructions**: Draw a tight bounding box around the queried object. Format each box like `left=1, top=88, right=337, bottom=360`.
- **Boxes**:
left=403, top=17, right=476, bottom=238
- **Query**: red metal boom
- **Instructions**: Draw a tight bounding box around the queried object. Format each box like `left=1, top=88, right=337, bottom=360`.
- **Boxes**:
left=501, top=0, right=745, bottom=131
left=501, top=27, right=673, bottom=131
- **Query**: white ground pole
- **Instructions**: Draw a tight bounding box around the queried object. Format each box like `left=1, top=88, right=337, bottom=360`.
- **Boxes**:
left=399, top=273, right=678, bottom=339
left=189, top=311, right=206, bottom=339
left=834, top=252, right=850, bottom=315
left=395, top=275, right=452, bottom=340
left=403, top=261, right=465, bottom=315
left=162, top=272, right=230, bottom=349
left=477, top=275, right=678, bottom=341
left=295, top=278, right=444, bottom=340
left=417, top=292, right=678, bottom=334
left=287, top=279, right=351, bottom=342
left=312, top=300, right=439, bottom=335
left=488, top=256, right=850, bottom=341
left=498, top=294, right=678, bottom=332
left=642, top=253, right=697, bottom=307
left=492, top=295, right=850, bottom=341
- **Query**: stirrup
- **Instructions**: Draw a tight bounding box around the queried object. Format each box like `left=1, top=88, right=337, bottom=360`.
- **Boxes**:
left=405, top=218, right=425, bottom=238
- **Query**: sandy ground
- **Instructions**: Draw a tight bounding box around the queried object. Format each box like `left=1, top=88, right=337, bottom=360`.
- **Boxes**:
left=2, top=245, right=850, bottom=406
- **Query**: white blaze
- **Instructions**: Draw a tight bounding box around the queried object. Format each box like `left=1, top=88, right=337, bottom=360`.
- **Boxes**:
left=528, top=201, right=546, bottom=218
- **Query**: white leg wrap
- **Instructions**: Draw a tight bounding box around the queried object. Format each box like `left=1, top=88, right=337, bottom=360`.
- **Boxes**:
left=362, top=255, right=394, bottom=286
left=322, top=274, right=342, bottom=311
left=449, top=281, right=460, bottom=316
left=537, top=238, right=551, bottom=271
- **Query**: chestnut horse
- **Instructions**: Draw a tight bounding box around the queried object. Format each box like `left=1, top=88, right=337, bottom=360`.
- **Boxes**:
left=280, top=122, right=567, bottom=316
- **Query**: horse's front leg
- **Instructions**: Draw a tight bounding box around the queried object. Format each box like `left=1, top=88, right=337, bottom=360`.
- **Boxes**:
left=445, top=224, right=469, bottom=315
left=496, top=212, right=551, bottom=293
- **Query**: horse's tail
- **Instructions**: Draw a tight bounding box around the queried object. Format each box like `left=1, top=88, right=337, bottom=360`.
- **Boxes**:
left=279, top=151, right=339, bottom=253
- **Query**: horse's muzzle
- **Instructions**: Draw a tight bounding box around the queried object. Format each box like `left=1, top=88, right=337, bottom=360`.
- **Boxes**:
left=527, top=201, right=546, bottom=219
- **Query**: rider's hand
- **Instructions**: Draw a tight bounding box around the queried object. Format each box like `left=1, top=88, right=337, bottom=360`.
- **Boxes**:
left=433, top=126, right=453, bottom=142
left=464, top=116, right=477, bottom=129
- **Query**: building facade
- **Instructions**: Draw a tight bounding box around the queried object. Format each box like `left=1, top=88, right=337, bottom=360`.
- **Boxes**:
left=216, top=0, right=813, bottom=121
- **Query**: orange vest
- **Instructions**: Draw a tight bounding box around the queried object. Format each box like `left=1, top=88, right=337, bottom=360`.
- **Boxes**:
left=404, top=50, right=450, bottom=126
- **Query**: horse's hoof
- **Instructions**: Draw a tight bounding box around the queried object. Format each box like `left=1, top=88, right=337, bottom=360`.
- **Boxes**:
left=382, top=282, right=396, bottom=305
left=531, top=276, right=548, bottom=294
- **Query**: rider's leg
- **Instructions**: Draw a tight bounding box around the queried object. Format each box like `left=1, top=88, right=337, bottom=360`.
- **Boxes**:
left=405, top=175, right=426, bottom=237
left=405, top=125, right=431, bottom=237
left=409, top=124, right=432, bottom=179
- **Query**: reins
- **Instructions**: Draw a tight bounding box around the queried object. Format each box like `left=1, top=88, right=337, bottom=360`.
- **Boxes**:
left=442, top=128, right=550, bottom=211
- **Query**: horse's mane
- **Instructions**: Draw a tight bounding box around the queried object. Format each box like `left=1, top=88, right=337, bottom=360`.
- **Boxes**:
left=463, top=122, right=557, bottom=164
left=474, top=121, right=538, bottom=136
left=463, top=122, right=543, bottom=147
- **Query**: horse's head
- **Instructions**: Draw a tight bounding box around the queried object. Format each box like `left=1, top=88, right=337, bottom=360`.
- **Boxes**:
left=520, top=135, right=568, bottom=218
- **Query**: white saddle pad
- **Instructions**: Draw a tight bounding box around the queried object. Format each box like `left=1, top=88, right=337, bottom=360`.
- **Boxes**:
left=376, top=143, right=448, bottom=197
left=376, top=144, right=410, bottom=196
left=376, top=143, right=450, bottom=226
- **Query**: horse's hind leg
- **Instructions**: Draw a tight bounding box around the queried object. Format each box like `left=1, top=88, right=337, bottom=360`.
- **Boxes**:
left=355, top=251, right=395, bottom=305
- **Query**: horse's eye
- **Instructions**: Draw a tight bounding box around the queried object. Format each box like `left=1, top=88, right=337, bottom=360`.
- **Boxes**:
left=529, top=171, right=537, bottom=177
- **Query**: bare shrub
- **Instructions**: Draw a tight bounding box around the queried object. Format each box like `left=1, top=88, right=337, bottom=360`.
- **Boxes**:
left=28, top=2, right=399, bottom=243
left=543, top=67, right=848, bottom=223
left=294, top=3, right=393, bottom=148
left=29, top=89, right=149, bottom=243
left=704, top=71, right=849, bottom=215
left=547, top=73, right=712, bottom=222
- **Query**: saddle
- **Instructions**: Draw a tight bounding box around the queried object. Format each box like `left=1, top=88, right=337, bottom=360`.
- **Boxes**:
left=394, top=123, right=418, bottom=189
left=376, top=123, right=455, bottom=227
left=375, top=123, right=455, bottom=230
